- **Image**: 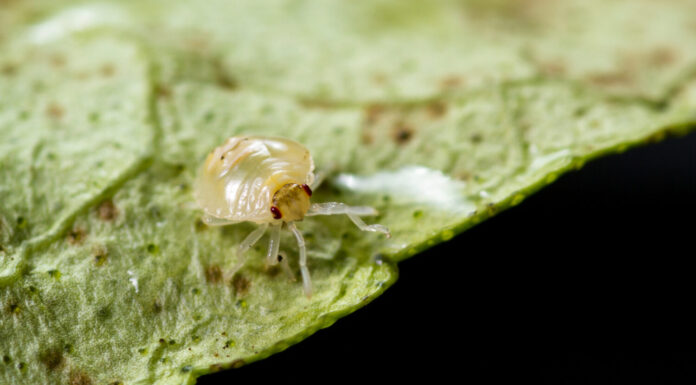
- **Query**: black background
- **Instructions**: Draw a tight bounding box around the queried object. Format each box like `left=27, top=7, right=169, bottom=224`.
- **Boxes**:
left=201, top=131, right=696, bottom=384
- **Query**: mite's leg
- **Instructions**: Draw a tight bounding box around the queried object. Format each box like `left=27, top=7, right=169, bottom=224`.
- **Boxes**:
left=307, top=202, right=391, bottom=237
left=201, top=214, right=238, bottom=227
left=227, top=223, right=268, bottom=278
left=265, top=224, right=282, bottom=266
left=287, top=222, right=312, bottom=298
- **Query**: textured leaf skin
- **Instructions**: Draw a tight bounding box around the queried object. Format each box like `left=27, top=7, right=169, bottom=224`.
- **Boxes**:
left=1, top=1, right=696, bottom=384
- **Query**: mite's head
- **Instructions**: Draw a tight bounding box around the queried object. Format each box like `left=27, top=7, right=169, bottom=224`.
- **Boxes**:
left=271, top=183, right=312, bottom=222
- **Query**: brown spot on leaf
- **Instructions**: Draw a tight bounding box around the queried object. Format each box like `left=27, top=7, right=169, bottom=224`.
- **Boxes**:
left=46, top=103, right=65, bottom=120
left=195, top=218, right=207, bottom=232
left=184, top=33, right=210, bottom=52
left=647, top=47, right=678, bottom=67
left=537, top=60, right=566, bottom=76
left=153, top=300, right=163, bottom=313
left=586, top=70, right=634, bottom=86
left=426, top=101, right=447, bottom=118
left=97, top=200, right=118, bottom=221
left=298, top=98, right=333, bottom=109
left=93, top=245, right=108, bottom=266
left=264, top=264, right=281, bottom=277
left=5, top=301, right=20, bottom=315
left=364, top=104, right=385, bottom=125
left=213, top=59, right=237, bottom=90
left=371, top=72, right=388, bottom=85
left=439, top=75, right=463, bottom=90
left=230, top=359, right=245, bottom=369
left=456, top=171, right=472, bottom=181
left=391, top=121, right=414, bottom=144
left=209, top=363, right=223, bottom=372
left=39, top=348, right=64, bottom=370
left=155, top=84, right=172, bottom=98
left=49, top=53, right=66, bottom=67
left=361, top=129, right=374, bottom=145
left=66, top=227, right=86, bottom=245
left=100, top=63, right=116, bottom=77
left=69, top=370, right=92, bottom=385
left=232, top=275, right=251, bottom=296
left=1, top=63, right=17, bottom=76
left=470, top=133, right=483, bottom=144
left=205, top=264, right=223, bottom=284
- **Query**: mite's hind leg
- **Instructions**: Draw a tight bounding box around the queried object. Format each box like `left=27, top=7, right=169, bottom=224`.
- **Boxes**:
left=287, top=222, right=312, bottom=298
left=307, top=202, right=391, bottom=237
left=226, top=223, right=268, bottom=280
left=265, top=224, right=282, bottom=266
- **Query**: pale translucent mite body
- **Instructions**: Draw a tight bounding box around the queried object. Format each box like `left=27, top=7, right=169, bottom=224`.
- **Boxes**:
left=194, top=135, right=390, bottom=297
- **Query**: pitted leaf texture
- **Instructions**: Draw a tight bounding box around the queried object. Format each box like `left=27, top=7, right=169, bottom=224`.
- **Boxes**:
left=1, top=1, right=695, bottom=385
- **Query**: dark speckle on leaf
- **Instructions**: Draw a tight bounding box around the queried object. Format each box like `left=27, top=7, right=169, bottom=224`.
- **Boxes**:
left=205, top=265, right=223, bottom=284
left=49, top=53, right=66, bottom=67
left=153, top=300, right=163, bottom=313
left=155, top=84, right=172, bottom=98
left=440, top=75, right=463, bottom=89
left=146, top=243, right=159, bottom=254
left=230, top=359, right=245, bottom=369
left=97, top=200, right=118, bottom=221
left=6, top=302, right=20, bottom=315
left=46, top=103, right=65, bottom=120
left=232, top=275, right=251, bottom=296
left=1, top=1, right=695, bottom=384
left=426, top=101, right=447, bottom=118
left=195, top=218, right=207, bottom=232
left=391, top=121, right=414, bottom=144
left=66, top=227, right=86, bottom=245
left=97, top=306, right=112, bottom=320
left=39, top=348, right=64, bottom=370
left=470, top=133, right=483, bottom=143
left=100, top=64, right=116, bottom=77
left=586, top=70, right=634, bottom=86
left=1, top=63, right=17, bottom=76
left=69, top=370, right=92, bottom=385
left=364, top=104, right=385, bottom=125
left=93, top=245, right=108, bottom=266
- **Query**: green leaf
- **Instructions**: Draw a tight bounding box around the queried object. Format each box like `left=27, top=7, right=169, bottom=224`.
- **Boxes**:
left=1, top=1, right=695, bottom=385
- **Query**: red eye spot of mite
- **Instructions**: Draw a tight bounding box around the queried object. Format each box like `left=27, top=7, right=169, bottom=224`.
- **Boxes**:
left=301, top=184, right=312, bottom=197
left=270, top=206, right=282, bottom=219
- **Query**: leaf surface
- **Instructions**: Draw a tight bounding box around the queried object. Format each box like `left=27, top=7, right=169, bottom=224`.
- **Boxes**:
left=1, top=1, right=696, bottom=384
